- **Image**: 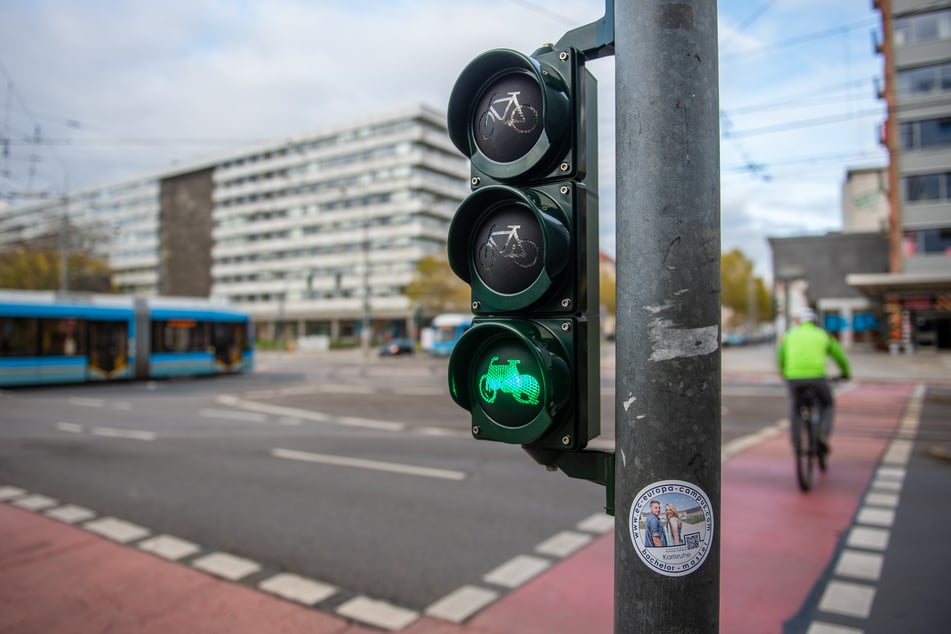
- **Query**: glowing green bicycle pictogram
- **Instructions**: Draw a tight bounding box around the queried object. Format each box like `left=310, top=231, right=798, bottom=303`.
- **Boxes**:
left=478, top=355, right=540, bottom=406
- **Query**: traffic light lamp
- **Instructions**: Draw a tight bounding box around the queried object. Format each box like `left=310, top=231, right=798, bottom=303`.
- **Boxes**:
left=446, top=44, right=599, bottom=454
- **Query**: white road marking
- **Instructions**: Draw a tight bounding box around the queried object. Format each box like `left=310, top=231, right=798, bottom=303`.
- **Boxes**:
left=806, top=622, right=864, bottom=634
left=12, top=494, right=58, bottom=511
left=272, top=448, right=466, bottom=481
left=335, top=596, right=419, bottom=631
left=870, top=478, right=901, bottom=492
left=856, top=507, right=895, bottom=528
left=112, top=402, right=132, bottom=411
left=393, top=386, right=446, bottom=396
left=336, top=416, right=405, bottom=431
left=722, top=419, right=786, bottom=461
left=199, top=408, right=268, bottom=423
left=818, top=580, right=876, bottom=618
left=46, top=504, right=96, bottom=524
left=192, top=552, right=261, bottom=581
left=864, top=492, right=899, bottom=508
left=258, top=573, right=337, bottom=605
left=875, top=465, right=905, bottom=481
left=834, top=550, right=884, bottom=582
left=83, top=517, right=150, bottom=543
left=535, top=530, right=593, bottom=558
left=483, top=554, right=551, bottom=588
left=56, top=422, right=84, bottom=433
left=138, top=535, right=201, bottom=561
left=577, top=512, right=615, bottom=534
left=882, top=439, right=913, bottom=465
left=424, top=585, right=499, bottom=624
left=846, top=526, right=890, bottom=551
left=69, top=397, right=105, bottom=408
left=92, top=427, right=156, bottom=441
left=0, top=485, right=26, bottom=501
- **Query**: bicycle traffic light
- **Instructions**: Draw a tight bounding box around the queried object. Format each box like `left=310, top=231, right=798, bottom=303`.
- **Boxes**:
left=446, top=45, right=599, bottom=454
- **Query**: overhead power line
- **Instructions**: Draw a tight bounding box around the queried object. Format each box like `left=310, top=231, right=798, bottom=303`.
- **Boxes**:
left=720, top=18, right=878, bottom=62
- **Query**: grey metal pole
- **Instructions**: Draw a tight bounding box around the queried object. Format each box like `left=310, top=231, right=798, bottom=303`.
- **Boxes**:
left=614, top=1, right=720, bottom=632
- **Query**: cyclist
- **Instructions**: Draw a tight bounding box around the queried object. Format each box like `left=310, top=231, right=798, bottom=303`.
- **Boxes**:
left=778, top=307, right=851, bottom=455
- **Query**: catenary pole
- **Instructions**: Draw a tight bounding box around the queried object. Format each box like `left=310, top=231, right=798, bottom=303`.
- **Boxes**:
left=613, top=1, right=721, bottom=632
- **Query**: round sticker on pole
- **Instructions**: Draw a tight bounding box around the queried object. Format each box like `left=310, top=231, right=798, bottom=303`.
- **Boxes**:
left=628, top=480, right=714, bottom=577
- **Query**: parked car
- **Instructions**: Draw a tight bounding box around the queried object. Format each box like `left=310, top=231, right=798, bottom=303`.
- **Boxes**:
left=378, top=338, right=415, bottom=357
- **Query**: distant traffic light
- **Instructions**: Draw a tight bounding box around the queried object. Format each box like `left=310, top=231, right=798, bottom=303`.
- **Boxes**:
left=446, top=45, right=599, bottom=453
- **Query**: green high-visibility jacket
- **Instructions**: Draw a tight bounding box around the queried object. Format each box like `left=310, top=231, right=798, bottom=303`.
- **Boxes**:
left=777, top=322, right=851, bottom=380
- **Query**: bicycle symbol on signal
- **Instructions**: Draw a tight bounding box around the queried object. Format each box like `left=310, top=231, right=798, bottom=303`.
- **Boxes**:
left=478, top=91, right=540, bottom=140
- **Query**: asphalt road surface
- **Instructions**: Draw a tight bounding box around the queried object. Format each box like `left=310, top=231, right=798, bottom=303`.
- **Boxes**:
left=0, top=349, right=789, bottom=614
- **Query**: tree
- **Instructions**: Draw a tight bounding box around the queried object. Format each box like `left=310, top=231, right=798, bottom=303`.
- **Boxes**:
left=0, top=245, right=112, bottom=292
left=405, top=253, right=471, bottom=314
left=721, top=248, right=772, bottom=329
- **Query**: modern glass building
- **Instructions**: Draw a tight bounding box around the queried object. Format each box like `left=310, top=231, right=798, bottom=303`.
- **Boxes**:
left=0, top=104, right=469, bottom=345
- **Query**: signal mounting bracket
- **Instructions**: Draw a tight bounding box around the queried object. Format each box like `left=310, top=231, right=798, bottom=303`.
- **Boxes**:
left=555, top=0, right=615, bottom=60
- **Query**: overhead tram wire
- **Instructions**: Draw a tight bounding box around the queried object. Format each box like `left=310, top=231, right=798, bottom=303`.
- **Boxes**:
left=720, top=17, right=878, bottom=63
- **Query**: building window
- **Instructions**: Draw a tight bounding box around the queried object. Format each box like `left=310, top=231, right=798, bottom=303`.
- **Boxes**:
left=900, top=117, right=951, bottom=150
left=904, top=173, right=946, bottom=201
left=894, top=8, right=951, bottom=47
left=897, top=63, right=951, bottom=96
left=903, top=229, right=951, bottom=256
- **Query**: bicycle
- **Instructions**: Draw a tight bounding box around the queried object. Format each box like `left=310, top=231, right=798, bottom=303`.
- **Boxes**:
left=478, top=356, right=540, bottom=406
left=792, top=377, right=843, bottom=492
left=477, top=91, right=540, bottom=140
left=478, top=224, right=539, bottom=271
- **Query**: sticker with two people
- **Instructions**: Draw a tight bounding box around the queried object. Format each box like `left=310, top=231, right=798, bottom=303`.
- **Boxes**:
left=629, top=480, right=714, bottom=577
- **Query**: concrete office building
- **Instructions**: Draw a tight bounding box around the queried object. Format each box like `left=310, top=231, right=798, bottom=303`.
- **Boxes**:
left=848, top=0, right=951, bottom=349
left=0, top=105, right=469, bottom=345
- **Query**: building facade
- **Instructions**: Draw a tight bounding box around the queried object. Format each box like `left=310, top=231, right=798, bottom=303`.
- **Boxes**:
left=0, top=105, right=469, bottom=345
left=850, top=0, right=951, bottom=350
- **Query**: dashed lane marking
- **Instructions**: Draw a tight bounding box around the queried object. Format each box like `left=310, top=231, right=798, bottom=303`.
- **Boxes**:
left=805, top=383, right=926, bottom=633
left=577, top=512, right=616, bottom=534
left=138, top=534, right=201, bottom=561
left=818, top=580, right=876, bottom=619
left=45, top=504, right=96, bottom=524
left=12, top=494, right=58, bottom=511
left=192, top=552, right=262, bottom=581
left=0, top=486, right=26, bottom=501
left=91, top=427, right=156, bottom=441
left=535, top=530, right=593, bottom=558
left=199, top=408, right=269, bottom=423
left=483, top=554, right=551, bottom=589
left=335, top=596, right=419, bottom=632
left=3, top=481, right=607, bottom=628
left=83, top=517, right=151, bottom=543
left=69, top=397, right=105, bottom=408
left=272, top=448, right=466, bottom=481
left=424, top=585, right=500, bottom=624
left=258, top=573, right=338, bottom=606
left=56, top=422, right=84, bottom=433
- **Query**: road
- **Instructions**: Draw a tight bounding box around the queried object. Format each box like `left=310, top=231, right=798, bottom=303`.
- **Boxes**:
left=0, top=347, right=790, bottom=621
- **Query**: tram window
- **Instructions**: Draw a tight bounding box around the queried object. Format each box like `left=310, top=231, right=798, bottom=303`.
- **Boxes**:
left=152, top=319, right=209, bottom=353
left=39, top=318, right=87, bottom=356
left=0, top=317, right=37, bottom=356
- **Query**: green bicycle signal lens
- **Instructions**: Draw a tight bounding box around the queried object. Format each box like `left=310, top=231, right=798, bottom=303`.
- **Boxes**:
left=473, top=71, right=543, bottom=163
left=473, top=200, right=543, bottom=295
left=476, top=339, right=543, bottom=428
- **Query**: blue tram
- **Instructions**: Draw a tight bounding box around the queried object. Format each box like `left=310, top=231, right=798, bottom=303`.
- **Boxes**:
left=0, top=290, right=253, bottom=387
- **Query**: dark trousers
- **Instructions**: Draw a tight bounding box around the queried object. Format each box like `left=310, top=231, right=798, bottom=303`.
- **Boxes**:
left=786, top=378, right=835, bottom=445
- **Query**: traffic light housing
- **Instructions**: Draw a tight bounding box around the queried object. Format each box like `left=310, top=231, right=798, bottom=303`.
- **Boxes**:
left=446, top=45, right=599, bottom=453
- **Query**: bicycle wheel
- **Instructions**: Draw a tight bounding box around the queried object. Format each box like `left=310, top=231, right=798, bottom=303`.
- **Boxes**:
left=478, top=241, right=496, bottom=271
left=795, top=407, right=815, bottom=492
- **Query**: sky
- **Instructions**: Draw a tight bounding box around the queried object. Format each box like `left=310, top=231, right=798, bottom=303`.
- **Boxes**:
left=0, top=0, right=886, bottom=280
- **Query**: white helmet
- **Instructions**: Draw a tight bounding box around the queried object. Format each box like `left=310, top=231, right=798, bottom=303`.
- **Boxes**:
left=798, top=307, right=817, bottom=322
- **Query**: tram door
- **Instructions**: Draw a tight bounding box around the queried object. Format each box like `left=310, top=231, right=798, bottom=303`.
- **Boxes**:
left=87, top=320, right=128, bottom=378
left=212, top=322, right=243, bottom=370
